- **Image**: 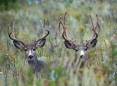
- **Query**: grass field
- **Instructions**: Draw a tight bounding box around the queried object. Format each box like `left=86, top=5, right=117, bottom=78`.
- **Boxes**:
left=0, top=0, right=117, bottom=86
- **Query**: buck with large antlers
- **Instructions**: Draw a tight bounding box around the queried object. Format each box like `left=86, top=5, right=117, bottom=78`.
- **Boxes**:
left=9, top=30, right=49, bottom=78
left=59, top=13, right=100, bottom=72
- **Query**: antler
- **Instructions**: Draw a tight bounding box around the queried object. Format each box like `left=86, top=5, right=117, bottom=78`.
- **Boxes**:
left=59, top=12, right=78, bottom=51
left=41, top=30, right=49, bottom=39
left=85, top=15, right=100, bottom=50
left=36, top=30, right=49, bottom=42
left=9, top=32, right=25, bottom=49
left=59, top=12, right=67, bottom=40
left=9, top=32, right=25, bottom=45
left=43, top=19, right=49, bottom=28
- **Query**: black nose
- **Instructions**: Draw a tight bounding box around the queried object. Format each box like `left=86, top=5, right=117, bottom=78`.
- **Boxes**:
left=29, top=55, right=33, bottom=59
left=80, top=55, right=83, bottom=58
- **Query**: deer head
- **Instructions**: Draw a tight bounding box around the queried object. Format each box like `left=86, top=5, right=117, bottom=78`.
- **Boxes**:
left=59, top=13, right=100, bottom=68
left=9, top=30, right=49, bottom=63
left=9, top=30, right=49, bottom=77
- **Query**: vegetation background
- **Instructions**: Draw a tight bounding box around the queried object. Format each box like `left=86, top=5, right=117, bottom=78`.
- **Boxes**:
left=0, top=0, right=117, bottom=86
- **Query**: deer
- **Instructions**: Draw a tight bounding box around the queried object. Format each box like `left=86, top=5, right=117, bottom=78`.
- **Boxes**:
left=9, top=30, right=49, bottom=78
left=59, top=12, right=101, bottom=73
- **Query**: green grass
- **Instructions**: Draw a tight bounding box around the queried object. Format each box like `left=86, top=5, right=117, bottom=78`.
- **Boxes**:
left=0, top=0, right=117, bottom=86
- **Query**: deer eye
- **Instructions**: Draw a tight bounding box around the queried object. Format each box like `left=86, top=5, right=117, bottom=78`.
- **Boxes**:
left=33, top=48, right=36, bottom=51
left=24, top=48, right=27, bottom=51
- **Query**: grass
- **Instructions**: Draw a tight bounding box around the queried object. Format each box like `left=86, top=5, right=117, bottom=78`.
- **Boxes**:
left=0, top=0, right=117, bottom=86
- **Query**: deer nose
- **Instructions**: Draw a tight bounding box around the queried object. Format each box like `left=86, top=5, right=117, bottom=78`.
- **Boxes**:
left=29, top=55, right=33, bottom=59
left=80, top=55, right=83, bottom=58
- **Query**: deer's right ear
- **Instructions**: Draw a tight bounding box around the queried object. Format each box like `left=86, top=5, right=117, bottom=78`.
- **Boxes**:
left=13, top=40, right=25, bottom=49
left=9, top=32, right=25, bottom=50
left=64, top=40, right=77, bottom=50
left=64, top=41, right=73, bottom=49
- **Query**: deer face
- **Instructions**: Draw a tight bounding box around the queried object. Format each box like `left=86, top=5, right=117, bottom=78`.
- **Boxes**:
left=77, top=46, right=86, bottom=57
left=59, top=13, right=100, bottom=64
left=24, top=43, right=39, bottom=64
left=9, top=30, right=49, bottom=64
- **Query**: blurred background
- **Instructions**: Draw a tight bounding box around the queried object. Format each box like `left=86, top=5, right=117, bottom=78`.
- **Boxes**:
left=0, top=0, right=117, bottom=86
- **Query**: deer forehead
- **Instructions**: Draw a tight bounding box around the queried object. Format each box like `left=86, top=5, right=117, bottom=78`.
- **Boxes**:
left=28, top=50, right=34, bottom=55
left=25, top=43, right=36, bottom=49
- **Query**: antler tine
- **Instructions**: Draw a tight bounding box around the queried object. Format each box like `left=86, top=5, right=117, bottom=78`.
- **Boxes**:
left=43, top=19, right=49, bottom=28
left=43, top=19, right=46, bottom=28
left=90, top=15, right=96, bottom=33
left=36, top=30, right=49, bottom=43
left=60, top=22, right=68, bottom=40
left=90, top=15, right=100, bottom=39
left=63, top=12, right=68, bottom=25
left=91, top=15, right=100, bottom=33
left=9, top=32, right=25, bottom=45
left=9, top=32, right=16, bottom=41
left=58, top=16, right=63, bottom=31
left=41, top=30, right=49, bottom=39
left=59, top=12, right=69, bottom=41
left=85, top=15, right=101, bottom=50
left=63, top=12, right=68, bottom=38
left=95, top=15, right=101, bottom=33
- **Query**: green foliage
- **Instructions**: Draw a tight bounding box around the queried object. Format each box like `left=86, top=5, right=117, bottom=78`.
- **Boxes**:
left=0, top=0, right=19, bottom=11
left=112, top=46, right=117, bottom=58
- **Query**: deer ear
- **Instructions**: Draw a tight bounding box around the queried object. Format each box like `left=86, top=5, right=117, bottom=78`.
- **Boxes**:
left=64, top=41, right=73, bottom=49
left=13, top=40, right=25, bottom=50
left=90, top=38, right=97, bottom=47
left=64, top=40, right=77, bottom=50
left=35, top=39, right=46, bottom=48
left=9, top=32, right=25, bottom=50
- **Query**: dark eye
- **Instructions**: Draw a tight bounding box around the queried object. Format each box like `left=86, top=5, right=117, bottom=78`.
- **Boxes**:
left=33, top=48, right=36, bottom=51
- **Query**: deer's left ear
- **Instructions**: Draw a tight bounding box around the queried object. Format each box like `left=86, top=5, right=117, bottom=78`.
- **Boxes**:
left=35, top=39, right=46, bottom=48
left=35, top=30, right=49, bottom=48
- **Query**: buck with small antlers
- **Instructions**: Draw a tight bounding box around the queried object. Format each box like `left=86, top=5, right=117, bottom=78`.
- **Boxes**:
left=59, top=13, right=100, bottom=72
left=9, top=30, right=49, bottom=78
